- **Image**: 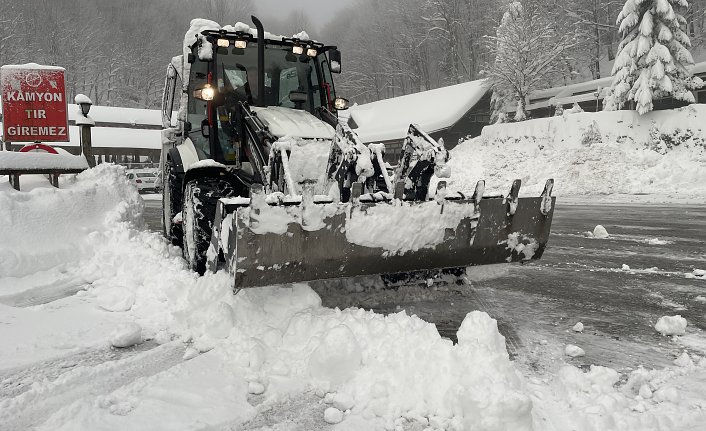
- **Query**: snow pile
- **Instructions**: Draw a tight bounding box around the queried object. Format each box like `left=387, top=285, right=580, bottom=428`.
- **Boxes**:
left=655, top=315, right=688, bottom=336
left=345, top=200, right=472, bottom=254
left=239, top=198, right=473, bottom=255
left=532, top=361, right=706, bottom=430
left=0, top=164, right=142, bottom=277
left=446, top=106, right=706, bottom=199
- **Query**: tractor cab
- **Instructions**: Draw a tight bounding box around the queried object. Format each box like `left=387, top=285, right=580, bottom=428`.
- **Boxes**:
left=182, top=25, right=344, bottom=168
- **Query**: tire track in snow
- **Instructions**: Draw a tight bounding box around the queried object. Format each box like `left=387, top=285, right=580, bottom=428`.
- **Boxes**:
left=0, top=341, right=163, bottom=399
left=0, top=276, right=90, bottom=308
left=0, top=341, right=184, bottom=431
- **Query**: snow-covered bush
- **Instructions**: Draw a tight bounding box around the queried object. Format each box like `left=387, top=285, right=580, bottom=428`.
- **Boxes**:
left=605, top=0, right=703, bottom=114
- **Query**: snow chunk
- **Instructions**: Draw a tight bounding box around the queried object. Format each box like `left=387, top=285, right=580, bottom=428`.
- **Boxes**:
left=593, top=225, right=610, bottom=239
left=308, top=325, right=362, bottom=387
left=686, top=269, right=706, bottom=280
left=292, top=30, right=311, bottom=41
left=97, top=291, right=135, bottom=312
left=565, top=344, right=586, bottom=357
left=332, top=393, right=355, bottom=411
left=674, top=351, right=694, bottom=368
left=248, top=382, right=266, bottom=395
left=572, top=322, right=584, bottom=332
left=655, top=315, right=687, bottom=336
left=324, top=407, right=344, bottom=424
left=110, top=322, right=142, bottom=348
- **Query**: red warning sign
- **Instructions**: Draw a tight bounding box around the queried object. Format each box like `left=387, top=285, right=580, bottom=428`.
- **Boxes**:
left=1, top=65, right=69, bottom=142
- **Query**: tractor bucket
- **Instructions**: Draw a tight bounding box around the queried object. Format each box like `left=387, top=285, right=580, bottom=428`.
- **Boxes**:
left=209, top=179, right=556, bottom=290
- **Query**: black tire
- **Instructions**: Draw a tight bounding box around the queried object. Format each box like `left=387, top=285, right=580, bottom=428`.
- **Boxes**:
left=162, top=158, right=184, bottom=247
left=182, top=177, right=235, bottom=275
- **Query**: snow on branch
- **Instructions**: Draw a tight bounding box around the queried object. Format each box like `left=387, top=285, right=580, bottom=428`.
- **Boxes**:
left=482, top=1, right=578, bottom=121
left=605, top=0, right=704, bottom=114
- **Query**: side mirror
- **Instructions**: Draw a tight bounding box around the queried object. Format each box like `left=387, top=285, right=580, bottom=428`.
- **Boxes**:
left=329, top=49, right=341, bottom=74
left=289, top=91, right=308, bottom=103
left=201, top=119, right=210, bottom=138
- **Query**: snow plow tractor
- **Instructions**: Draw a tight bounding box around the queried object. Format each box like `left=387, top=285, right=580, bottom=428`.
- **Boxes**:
left=160, top=16, right=556, bottom=290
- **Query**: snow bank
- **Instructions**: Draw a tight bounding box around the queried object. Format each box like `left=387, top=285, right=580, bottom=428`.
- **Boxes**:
left=447, top=106, right=706, bottom=200
left=0, top=164, right=142, bottom=277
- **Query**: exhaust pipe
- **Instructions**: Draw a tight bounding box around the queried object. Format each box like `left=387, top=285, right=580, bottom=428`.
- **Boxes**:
left=251, top=15, right=266, bottom=107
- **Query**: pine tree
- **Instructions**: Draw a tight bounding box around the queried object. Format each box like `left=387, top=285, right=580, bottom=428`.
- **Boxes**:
left=605, top=0, right=703, bottom=114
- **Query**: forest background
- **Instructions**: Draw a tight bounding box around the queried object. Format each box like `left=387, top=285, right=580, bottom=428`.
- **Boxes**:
left=1, top=0, right=704, bottom=108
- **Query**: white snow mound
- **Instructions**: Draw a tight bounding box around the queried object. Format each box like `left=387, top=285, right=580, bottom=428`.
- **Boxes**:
left=0, top=164, right=142, bottom=278
left=446, top=106, right=706, bottom=200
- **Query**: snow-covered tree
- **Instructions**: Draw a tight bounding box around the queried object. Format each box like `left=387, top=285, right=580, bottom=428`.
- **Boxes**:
left=604, top=0, right=703, bottom=114
left=483, top=1, right=577, bottom=121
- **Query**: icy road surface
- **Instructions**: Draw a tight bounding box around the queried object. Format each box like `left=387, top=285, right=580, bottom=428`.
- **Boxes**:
left=143, top=199, right=706, bottom=372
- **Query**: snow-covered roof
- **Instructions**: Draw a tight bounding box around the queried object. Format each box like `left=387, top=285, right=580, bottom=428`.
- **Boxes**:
left=349, top=79, right=490, bottom=143
left=528, top=60, right=706, bottom=110
left=530, top=77, right=613, bottom=103
left=68, top=105, right=162, bottom=126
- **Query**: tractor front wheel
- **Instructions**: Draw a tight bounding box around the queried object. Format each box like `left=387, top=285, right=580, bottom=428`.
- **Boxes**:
left=181, top=178, right=234, bottom=275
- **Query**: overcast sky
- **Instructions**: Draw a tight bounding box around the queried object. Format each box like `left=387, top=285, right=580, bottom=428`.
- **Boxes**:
left=255, top=0, right=353, bottom=30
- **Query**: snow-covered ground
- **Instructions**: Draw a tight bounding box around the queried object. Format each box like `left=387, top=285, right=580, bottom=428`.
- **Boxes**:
left=2, top=158, right=706, bottom=429
left=2, top=107, right=706, bottom=429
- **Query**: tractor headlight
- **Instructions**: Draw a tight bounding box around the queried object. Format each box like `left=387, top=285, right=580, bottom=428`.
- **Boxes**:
left=292, top=45, right=304, bottom=55
left=334, top=97, right=350, bottom=110
left=234, top=39, right=247, bottom=49
left=306, top=48, right=317, bottom=57
left=216, top=38, right=230, bottom=48
left=193, top=84, right=215, bottom=101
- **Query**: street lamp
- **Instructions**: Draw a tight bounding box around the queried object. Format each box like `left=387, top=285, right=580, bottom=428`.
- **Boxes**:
left=75, top=94, right=93, bottom=117
left=74, top=94, right=95, bottom=167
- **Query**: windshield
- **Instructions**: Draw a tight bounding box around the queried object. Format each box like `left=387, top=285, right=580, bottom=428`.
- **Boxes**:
left=215, top=44, right=322, bottom=112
